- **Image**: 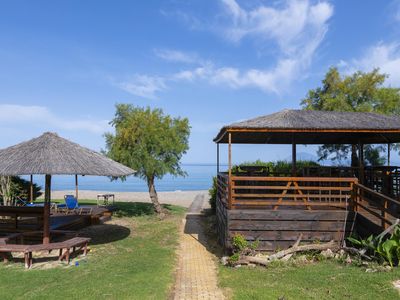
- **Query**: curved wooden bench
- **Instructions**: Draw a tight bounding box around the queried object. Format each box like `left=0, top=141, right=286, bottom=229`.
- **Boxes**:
left=0, top=237, right=90, bottom=268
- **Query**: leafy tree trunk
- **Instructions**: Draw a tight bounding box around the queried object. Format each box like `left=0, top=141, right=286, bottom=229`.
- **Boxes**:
left=147, top=176, right=164, bottom=216
left=0, top=176, right=12, bottom=206
left=351, top=145, right=359, bottom=168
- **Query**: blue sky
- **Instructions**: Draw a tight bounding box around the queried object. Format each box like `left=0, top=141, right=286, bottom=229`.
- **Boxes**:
left=0, top=0, right=400, bottom=164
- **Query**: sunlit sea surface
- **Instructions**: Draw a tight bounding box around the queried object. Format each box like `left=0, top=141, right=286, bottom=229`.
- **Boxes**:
left=21, top=164, right=222, bottom=192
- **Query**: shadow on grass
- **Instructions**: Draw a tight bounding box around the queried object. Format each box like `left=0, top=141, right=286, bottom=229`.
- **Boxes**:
left=78, top=224, right=131, bottom=245
left=78, top=202, right=183, bottom=245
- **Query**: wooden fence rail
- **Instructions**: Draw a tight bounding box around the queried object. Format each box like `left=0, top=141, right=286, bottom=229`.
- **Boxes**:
left=0, top=206, right=44, bottom=233
left=217, top=173, right=358, bottom=210
left=353, top=183, right=400, bottom=230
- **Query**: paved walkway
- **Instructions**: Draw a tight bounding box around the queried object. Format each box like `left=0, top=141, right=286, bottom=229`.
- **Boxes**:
left=173, top=194, right=225, bottom=300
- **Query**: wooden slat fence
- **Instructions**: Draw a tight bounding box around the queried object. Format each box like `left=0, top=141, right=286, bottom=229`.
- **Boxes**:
left=0, top=206, right=44, bottom=233
left=217, top=173, right=229, bottom=208
left=353, top=183, right=400, bottom=230
left=215, top=173, right=400, bottom=252
left=230, top=176, right=357, bottom=209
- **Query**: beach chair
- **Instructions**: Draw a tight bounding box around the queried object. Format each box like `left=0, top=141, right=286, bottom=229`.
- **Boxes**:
left=58, top=195, right=92, bottom=215
left=16, top=197, right=57, bottom=211
left=15, top=196, right=29, bottom=206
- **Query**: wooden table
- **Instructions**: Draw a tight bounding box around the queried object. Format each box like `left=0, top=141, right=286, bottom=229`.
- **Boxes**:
left=96, top=194, right=115, bottom=206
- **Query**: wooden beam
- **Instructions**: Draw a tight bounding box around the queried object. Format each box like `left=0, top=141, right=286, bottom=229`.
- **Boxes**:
left=43, top=174, right=51, bottom=244
left=228, top=133, right=232, bottom=177
left=227, top=128, right=400, bottom=134
left=217, top=143, right=220, bottom=174
left=30, top=175, right=33, bottom=203
left=359, top=143, right=364, bottom=184
left=75, top=174, right=79, bottom=200
left=213, top=127, right=400, bottom=143
left=231, top=176, right=357, bottom=182
left=292, top=141, right=296, bottom=176
left=228, top=133, right=232, bottom=209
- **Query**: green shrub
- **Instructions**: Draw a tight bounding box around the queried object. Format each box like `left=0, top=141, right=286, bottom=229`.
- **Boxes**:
left=228, top=253, right=240, bottom=264
left=232, top=234, right=249, bottom=252
left=232, top=159, right=319, bottom=175
left=232, top=159, right=275, bottom=173
left=209, top=176, right=217, bottom=213
left=230, top=233, right=259, bottom=262
left=347, top=225, right=400, bottom=267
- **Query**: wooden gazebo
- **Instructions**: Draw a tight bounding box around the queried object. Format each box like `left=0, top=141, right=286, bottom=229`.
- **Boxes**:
left=214, top=109, right=400, bottom=251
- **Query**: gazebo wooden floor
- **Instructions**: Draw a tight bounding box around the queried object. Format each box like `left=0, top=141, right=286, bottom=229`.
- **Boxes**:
left=0, top=205, right=113, bottom=235
left=51, top=205, right=113, bottom=230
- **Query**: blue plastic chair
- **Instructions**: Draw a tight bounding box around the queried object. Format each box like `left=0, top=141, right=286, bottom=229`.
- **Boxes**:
left=65, top=195, right=79, bottom=210
left=59, top=195, right=92, bottom=215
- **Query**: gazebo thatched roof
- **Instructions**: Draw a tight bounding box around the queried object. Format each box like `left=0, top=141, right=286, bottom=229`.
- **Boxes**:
left=0, top=132, right=135, bottom=176
left=214, top=109, right=400, bottom=144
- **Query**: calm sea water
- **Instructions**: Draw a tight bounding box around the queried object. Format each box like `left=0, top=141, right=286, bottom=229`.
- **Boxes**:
left=22, top=164, right=220, bottom=192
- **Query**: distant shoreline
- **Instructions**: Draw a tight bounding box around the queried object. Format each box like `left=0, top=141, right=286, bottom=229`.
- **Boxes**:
left=40, top=189, right=209, bottom=208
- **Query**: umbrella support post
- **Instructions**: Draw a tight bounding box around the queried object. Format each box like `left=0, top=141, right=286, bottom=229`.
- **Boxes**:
left=43, top=174, right=51, bottom=244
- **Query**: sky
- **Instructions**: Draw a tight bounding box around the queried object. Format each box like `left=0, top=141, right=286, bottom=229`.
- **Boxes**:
left=0, top=0, right=400, bottom=165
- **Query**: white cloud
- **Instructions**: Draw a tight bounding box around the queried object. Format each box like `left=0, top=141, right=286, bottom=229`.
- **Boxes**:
left=340, top=42, right=400, bottom=86
left=116, top=75, right=167, bottom=99
left=159, top=10, right=203, bottom=31
left=212, top=59, right=298, bottom=93
left=154, top=49, right=198, bottom=64
left=220, top=0, right=333, bottom=56
left=213, top=0, right=333, bottom=92
left=0, top=104, right=109, bottom=134
left=117, top=0, right=333, bottom=98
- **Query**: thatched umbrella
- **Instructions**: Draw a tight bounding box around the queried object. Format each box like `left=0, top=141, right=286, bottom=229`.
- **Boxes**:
left=0, top=132, right=135, bottom=243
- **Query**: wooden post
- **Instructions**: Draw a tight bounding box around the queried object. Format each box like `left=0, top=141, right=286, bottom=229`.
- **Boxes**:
left=43, top=174, right=51, bottom=244
left=359, top=143, right=364, bottom=184
left=217, top=143, right=220, bottom=174
left=292, top=141, right=297, bottom=176
left=228, top=132, right=232, bottom=209
left=75, top=174, right=79, bottom=200
left=383, top=199, right=388, bottom=230
left=30, top=175, right=33, bottom=203
left=386, top=143, right=392, bottom=196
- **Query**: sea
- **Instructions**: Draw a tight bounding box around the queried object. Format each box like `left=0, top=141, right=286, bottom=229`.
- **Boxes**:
left=22, top=164, right=221, bottom=192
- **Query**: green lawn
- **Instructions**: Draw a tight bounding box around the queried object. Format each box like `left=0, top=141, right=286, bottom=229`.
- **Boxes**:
left=219, top=260, right=400, bottom=299
left=0, top=201, right=185, bottom=300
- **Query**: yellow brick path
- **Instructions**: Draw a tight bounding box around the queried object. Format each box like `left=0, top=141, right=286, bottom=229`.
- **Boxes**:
left=173, top=213, right=225, bottom=300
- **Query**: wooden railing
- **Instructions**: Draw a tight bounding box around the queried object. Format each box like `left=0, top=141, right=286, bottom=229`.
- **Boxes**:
left=226, top=166, right=400, bottom=200
left=217, top=173, right=229, bottom=208
left=0, top=206, right=44, bottom=232
left=353, top=183, right=400, bottom=230
left=217, top=173, right=357, bottom=210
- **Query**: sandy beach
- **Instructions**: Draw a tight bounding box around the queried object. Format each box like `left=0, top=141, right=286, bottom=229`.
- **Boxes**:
left=45, top=190, right=210, bottom=208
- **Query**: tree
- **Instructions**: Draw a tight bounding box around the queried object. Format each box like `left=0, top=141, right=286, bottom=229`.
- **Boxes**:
left=104, top=104, right=190, bottom=216
left=0, top=176, right=42, bottom=205
left=301, top=67, right=400, bottom=166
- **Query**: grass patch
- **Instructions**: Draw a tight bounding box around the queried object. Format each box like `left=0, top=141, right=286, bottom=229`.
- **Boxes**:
left=219, top=260, right=400, bottom=299
left=0, top=201, right=185, bottom=300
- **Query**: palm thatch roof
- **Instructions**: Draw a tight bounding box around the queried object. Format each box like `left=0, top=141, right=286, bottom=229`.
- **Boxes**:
left=0, top=132, right=135, bottom=176
left=214, top=109, right=400, bottom=144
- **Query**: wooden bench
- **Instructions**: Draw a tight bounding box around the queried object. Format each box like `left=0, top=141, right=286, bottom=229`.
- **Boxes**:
left=0, top=237, right=90, bottom=268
